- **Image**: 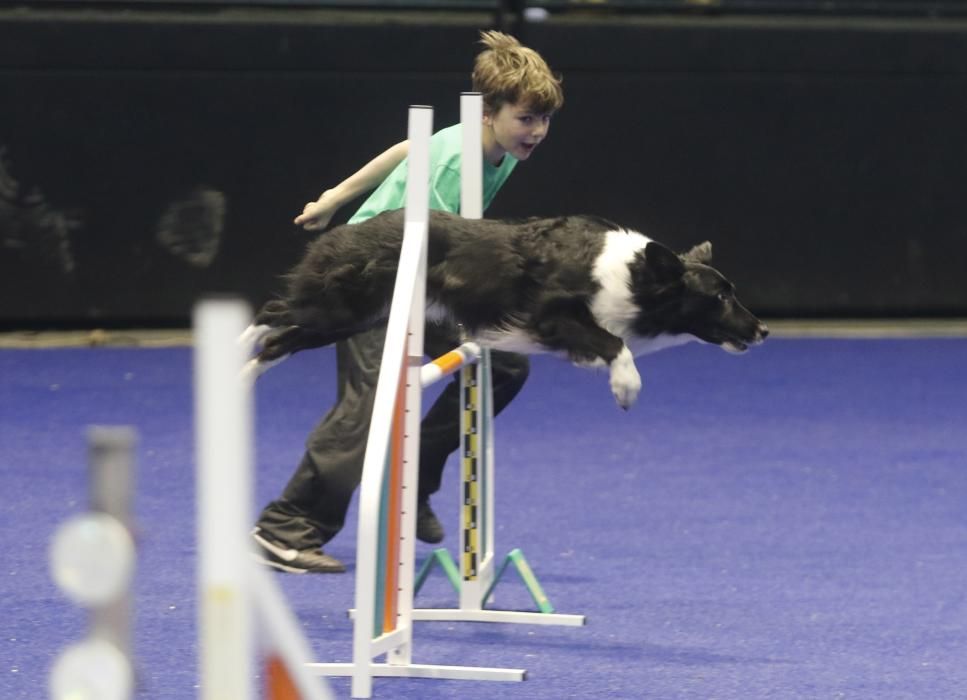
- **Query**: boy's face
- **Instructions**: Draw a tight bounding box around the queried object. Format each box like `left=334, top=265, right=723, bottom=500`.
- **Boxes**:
left=483, top=102, right=552, bottom=164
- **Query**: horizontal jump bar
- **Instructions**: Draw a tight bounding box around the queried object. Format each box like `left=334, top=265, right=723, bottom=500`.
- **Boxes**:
left=410, top=608, right=587, bottom=627
left=420, top=341, right=481, bottom=388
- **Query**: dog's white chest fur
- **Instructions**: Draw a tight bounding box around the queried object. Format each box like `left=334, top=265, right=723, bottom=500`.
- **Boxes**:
left=590, top=229, right=650, bottom=338
left=590, top=230, right=695, bottom=356
left=471, top=326, right=545, bottom=354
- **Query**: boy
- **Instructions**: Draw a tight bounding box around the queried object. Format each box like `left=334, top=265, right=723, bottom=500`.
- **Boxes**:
left=253, top=31, right=563, bottom=573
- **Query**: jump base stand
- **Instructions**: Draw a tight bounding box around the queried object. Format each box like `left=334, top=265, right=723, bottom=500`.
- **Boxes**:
left=308, top=662, right=525, bottom=684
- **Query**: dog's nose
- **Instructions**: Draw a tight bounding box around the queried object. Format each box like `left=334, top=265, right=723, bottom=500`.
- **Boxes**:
left=758, top=323, right=770, bottom=341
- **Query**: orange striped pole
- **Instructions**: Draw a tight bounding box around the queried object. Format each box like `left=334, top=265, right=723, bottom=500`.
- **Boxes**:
left=265, top=654, right=299, bottom=700
left=383, top=352, right=407, bottom=633
left=420, top=342, right=481, bottom=388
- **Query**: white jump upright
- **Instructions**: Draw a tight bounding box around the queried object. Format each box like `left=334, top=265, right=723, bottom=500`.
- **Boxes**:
left=308, top=105, right=528, bottom=698
left=195, top=298, right=255, bottom=700
left=410, top=93, right=586, bottom=628
left=459, top=91, right=498, bottom=614
left=194, top=297, right=334, bottom=700
left=459, top=91, right=484, bottom=221
left=458, top=90, right=497, bottom=614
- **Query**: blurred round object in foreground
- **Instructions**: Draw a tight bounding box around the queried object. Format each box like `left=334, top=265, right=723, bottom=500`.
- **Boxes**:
left=49, top=512, right=135, bottom=607
left=49, top=637, right=133, bottom=700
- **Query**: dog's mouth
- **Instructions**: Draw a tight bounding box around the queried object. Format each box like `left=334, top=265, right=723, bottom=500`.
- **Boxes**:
left=720, top=324, right=769, bottom=354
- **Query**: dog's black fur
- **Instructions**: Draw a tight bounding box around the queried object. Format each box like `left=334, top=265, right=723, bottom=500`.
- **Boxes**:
left=245, top=209, right=767, bottom=408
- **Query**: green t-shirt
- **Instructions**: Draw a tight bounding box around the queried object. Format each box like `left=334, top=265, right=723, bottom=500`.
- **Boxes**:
left=349, top=123, right=517, bottom=224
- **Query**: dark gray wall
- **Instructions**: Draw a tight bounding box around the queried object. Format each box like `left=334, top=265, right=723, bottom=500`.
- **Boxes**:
left=1, top=8, right=965, bottom=325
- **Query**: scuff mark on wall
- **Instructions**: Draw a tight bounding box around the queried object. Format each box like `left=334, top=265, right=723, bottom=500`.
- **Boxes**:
left=155, top=186, right=226, bottom=267
left=0, top=146, right=81, bottom=274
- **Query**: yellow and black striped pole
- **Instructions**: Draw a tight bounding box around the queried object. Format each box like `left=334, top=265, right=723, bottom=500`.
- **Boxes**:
left=461, top=361, right=480, bottom=582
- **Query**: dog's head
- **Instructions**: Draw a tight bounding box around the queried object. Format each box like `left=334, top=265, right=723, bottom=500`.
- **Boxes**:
left=630, top=240, right=768, bottom=352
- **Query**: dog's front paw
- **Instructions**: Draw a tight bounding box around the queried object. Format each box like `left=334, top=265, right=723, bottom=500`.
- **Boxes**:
left=609, top=347, right=641, bottom=410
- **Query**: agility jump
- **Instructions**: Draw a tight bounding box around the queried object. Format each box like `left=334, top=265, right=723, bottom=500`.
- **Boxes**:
left=306, top=101, right=529, bottom=697
left=295, top=95, right=581, bottom=699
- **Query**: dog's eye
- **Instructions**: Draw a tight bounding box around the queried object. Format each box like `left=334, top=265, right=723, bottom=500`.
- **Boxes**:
left=717, top=292, right=730, bottom=303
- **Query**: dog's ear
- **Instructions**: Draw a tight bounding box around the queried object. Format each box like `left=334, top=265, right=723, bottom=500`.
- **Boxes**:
left=681, top=241, right=712, bottom=265
left=644, top=241, right=685, bottom=281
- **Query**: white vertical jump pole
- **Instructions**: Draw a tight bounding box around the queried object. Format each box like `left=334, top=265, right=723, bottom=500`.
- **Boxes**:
left=460, top=91, right=483, bottom=222
left=309, top=105, right=527, bottom=697
left=196, top=298, right=334, bottom=700
left=347, top=104, right=433, bottom=698
left=389, top=102, right=432, bottom=670
left=195, top=298, right=255, bottom=700
left=409, top=93, right=585, bottom=628
left=457, top=91, right=496, bottom=612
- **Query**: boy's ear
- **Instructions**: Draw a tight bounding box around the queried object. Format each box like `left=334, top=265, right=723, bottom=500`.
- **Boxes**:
left=682, top=241, right=713, bottom=265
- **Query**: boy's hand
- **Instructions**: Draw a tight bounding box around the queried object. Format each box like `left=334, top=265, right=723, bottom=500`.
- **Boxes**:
left=294, top=190, right=340, bottom=231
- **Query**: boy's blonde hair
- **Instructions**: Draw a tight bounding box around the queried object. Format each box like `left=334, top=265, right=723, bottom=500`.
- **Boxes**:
left=472, top=30, right=564, bottom=116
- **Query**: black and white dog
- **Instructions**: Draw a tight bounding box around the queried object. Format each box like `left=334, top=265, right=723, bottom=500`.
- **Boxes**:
left=244, top=209, right=768, bottom=409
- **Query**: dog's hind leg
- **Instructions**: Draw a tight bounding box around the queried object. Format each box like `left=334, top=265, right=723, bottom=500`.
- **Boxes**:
left=254, top=299, right=292, bottom=326
left=251, top=325, right=305, bottom=371
left=240, top=328, right=294, bottom=381
left=240, top=299, right=296, bottom=352
left=239, top=323, right=272, bottom=352
left=244, top=324, right=360, bottom=380
left=242, top=352, right=290, bottom=382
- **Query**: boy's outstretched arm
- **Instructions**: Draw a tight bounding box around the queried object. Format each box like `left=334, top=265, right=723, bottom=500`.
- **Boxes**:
left=294, top=140, right=410, bottom=230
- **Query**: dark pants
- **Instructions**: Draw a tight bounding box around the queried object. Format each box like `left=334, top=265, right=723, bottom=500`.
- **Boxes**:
left=255, top=324, right=529, bottom=551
